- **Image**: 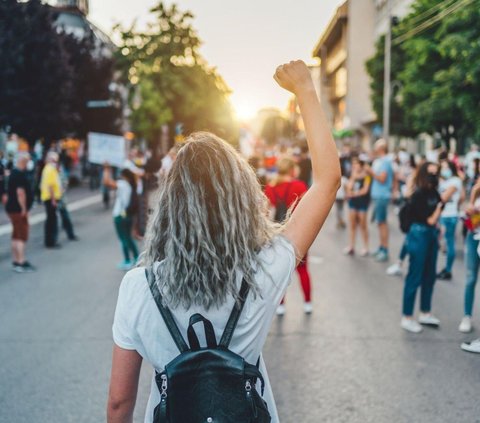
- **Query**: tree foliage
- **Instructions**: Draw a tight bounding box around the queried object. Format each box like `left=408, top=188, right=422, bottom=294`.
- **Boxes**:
left=114, top=2, right=237, bottom=147
left=0, top=0, right=121, bottom=145
left=366, top=0, right=480, bottom=149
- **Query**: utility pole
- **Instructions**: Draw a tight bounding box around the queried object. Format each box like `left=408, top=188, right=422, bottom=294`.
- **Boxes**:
left=383, top=0, right=392, bottom=143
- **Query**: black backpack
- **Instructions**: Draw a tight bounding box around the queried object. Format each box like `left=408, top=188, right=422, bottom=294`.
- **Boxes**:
left=398, top=199, right=413, bottom=234
left=145, top=268, right=271, bottom=423
left=273, top=184, right=291, bottom=223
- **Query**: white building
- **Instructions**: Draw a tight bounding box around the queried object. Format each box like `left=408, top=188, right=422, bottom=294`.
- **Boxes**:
left=312, top=0, right=415, bottom=149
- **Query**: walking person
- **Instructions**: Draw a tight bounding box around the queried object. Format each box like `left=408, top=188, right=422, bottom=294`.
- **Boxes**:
left=344, top=155, right=371, bottom=256
left=437, top=161, right=463, bottom=281
left=107, top=60, right=341, bottom=423
left=366, top=139, right=394, bottom=262
left=387, top=159, right=419, bottom=276
left=458, top=182, right=480, bottom=335
left=40, top=152, right=62, bottom=248
left=102, top=165, right=139, bottom=271
left=5, top=152, right=35, bottom=272
left=264, top=157, right=312, bottom=315
left=401, top=162, right=444, bottom=333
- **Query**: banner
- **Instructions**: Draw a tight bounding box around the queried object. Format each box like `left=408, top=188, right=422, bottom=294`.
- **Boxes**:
left=88, top=132, right=127, bottom=168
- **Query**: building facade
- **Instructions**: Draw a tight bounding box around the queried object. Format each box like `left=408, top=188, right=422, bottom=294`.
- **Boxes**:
left=312, top=0, right=415, bottom=149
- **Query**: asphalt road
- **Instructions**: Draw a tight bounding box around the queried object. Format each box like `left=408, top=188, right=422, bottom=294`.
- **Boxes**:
left=0, top=199, right=479, bottom=423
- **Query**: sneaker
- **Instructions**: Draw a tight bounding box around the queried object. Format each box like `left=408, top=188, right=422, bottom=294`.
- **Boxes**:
left=343, top=247, right=354, bottom=256
left=20, top=261, right=36, bottom=272
left=375, top=251, right=389, bottom=262
left=116, top=260, right=133, bottom=271
left=303, top=302, right=313, bottom=314
left=459, top=316, right=473, bottom=333
left=359, top=249, right=369, bottom=257
left=386, top=262, right=403, bottom=276
left=437, top=269, right=452, bottom=281
left=461, top=338, right=480, bottom=353
left=276, top=304, right=286, bottom=316
left=401, top=317, right=423, bottom=333
left=12, top=263, right=26, bottom=273
left=418, top=313, right=440, bottom=326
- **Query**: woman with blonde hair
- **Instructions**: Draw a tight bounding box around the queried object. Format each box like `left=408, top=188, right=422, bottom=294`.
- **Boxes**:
left=107, top=61, right=340, bottom=423
left=265, top=156, right=312, bottom=315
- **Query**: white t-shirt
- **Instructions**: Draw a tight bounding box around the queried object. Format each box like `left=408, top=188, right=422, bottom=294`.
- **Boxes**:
left=112, top=236, right=296, bottom=423
left=440, top=176, right=462, bottom=218
left=112, top=180, right=132, bottom=218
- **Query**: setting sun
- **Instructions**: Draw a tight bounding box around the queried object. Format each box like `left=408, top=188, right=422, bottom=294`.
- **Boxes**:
left=231, top=96, right=259, bottom=121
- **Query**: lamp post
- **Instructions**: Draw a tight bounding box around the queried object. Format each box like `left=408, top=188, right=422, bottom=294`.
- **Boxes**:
left=382, top=0, right=392, bottom=143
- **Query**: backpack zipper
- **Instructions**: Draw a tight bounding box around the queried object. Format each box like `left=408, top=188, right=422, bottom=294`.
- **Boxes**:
left=160, top=374, right=168, bottom=398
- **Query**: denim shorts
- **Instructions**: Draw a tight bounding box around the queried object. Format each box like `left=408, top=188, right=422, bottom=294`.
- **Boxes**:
left=372, top=198, right=390, bottom=224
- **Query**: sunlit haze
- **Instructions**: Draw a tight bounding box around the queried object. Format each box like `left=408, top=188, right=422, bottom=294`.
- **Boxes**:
left=88, top=0, right=344, bottom=118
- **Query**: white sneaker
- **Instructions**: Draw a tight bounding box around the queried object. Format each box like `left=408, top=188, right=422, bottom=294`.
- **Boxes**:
left=461, top=338, right=480, bottom=353
left=276, top=305, right=286, bottom=316
left=303, top=302, right=313, bottom=314
left=418, top=313, right=440, bottom=326
left=386, top=262, right=403, bottom=276
left=401, top=317, right=423, bottom=333
left=459, top=316, right=473, bottom=333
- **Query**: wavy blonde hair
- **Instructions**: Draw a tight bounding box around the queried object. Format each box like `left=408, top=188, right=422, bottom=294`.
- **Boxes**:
left=142, top=132, right=281, bottom=310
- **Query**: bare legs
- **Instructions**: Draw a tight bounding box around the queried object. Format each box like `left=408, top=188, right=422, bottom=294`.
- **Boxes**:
left=11, top=239, right=26, bottom=264
left=347, top=209, right=369, bottom=253
left=379, top=222, right=389, bottom=250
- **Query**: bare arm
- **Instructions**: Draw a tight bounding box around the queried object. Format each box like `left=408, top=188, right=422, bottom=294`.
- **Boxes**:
left=427, top=203, right=443, bottom=226
left=103, top=166, right=118, bottom=190
left=469, top=182, right=480, bottom=204
left=440, top=185, right=457, bottom=203
left=107, top=345, right=142, bottom=423
left=274, top=61, right=341, bottom=263
left=16, top=187, right=27, bottom=215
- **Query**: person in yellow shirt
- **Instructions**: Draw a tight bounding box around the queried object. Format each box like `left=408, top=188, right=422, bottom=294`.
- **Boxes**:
left=40, top=152, right=62, bottom=248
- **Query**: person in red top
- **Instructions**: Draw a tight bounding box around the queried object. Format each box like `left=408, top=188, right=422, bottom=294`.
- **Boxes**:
left=265, top=157, right=312, bottom=315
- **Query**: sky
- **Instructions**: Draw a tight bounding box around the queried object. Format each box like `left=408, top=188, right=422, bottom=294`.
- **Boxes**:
left=88, top=0, right=344, bottom=119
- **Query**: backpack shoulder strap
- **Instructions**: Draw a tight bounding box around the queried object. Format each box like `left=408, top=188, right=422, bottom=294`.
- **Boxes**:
left=145, top=267, right=189, bottom=353
left=219, top=278, right=250, bottom=348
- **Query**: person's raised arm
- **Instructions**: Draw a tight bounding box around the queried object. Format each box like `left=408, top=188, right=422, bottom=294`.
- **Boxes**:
left=103, top=164, right=118, bottom=190
left=274, top=61, right=341, bottom=263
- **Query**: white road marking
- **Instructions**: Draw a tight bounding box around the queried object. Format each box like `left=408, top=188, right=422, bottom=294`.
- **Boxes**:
left=0, top=194, right=102, bottom=237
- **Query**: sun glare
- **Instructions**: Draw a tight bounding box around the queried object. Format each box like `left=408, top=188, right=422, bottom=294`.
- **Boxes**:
left=232, top=98, right=258, bottom=122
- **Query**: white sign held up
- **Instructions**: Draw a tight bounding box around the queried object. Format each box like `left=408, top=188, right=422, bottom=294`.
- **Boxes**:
left=88, top=132, right=127, bottom=168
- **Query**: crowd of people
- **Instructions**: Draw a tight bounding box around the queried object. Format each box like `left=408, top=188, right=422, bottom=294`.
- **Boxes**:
left=331, top=140, right=480, bottom=353
left=1, top=146, right=78, bottom=273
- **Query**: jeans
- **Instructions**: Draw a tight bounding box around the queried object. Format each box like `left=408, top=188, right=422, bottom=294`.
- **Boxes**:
left=372, top=198, right=389, bottom=224
left=403, top=224, right=439, bottom=316
left=58, top=199, right=75, bottom=239
left=114, top=215, right=139, bottom=262
left=440, top=216, right=458, bottom=273
left=464, top=232, right=480, bottom=316
left=44, top=200, right=58, bottom=247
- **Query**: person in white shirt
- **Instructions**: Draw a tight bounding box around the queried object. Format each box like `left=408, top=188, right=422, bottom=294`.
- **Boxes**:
left=465, top=144, right=480, bottom=180
left=103, top=166, right=139, bottom=271
left=106, top=61, right=341, bottom=423
left=437, top=161, right=464, bottom=280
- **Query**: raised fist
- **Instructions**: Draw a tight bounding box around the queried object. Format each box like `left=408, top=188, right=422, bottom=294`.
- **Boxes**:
left=273, top=60, right=314, bottom=95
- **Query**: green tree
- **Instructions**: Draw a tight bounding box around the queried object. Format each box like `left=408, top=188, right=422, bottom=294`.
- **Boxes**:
left=0, top=0, right=77, bottom=144
left=0, top=0, right=122, bottom=145
left=365, top=0, right=480, bottom=150
left=115, top=2, right=237, bottom=147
